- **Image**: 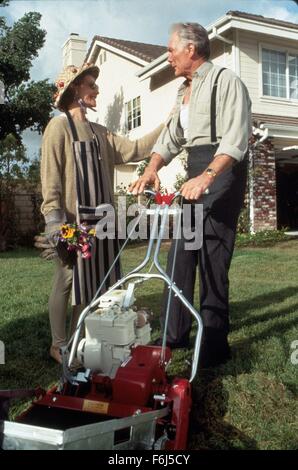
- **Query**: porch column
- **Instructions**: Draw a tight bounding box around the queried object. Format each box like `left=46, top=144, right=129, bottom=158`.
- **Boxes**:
left=250, top=140, right=277, bottom=232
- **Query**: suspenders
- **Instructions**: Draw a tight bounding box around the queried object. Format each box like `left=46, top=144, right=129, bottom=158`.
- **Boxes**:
left=210, top=67, right=226, bottom=145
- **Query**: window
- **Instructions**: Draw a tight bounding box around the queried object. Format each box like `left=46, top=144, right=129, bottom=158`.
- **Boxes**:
left=125, top=96, right=141, bottom=131
left=99, top=50, right=106, bottom=65
left=262, top=48, right=298, bottom=99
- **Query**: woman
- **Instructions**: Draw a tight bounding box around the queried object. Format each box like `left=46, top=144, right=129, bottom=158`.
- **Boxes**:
left=41, top=63, right=162, bottom=363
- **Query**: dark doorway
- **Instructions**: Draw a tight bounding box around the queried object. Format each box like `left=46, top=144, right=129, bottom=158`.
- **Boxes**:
left=276, top=162, right=298, bottom=229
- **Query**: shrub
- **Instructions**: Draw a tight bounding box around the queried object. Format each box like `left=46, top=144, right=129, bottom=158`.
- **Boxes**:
left=236, top=230, right=288, bottom=247
left=237, top=206, right=250, bottom=234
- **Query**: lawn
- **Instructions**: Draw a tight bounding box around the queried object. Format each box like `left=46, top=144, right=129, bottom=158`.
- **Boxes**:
left=0, top=241, right=297, bottom=450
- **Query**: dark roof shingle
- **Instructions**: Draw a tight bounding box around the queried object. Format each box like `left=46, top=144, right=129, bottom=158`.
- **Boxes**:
left=87, top=36, right=166, bottom=63
left=227, top=10, right=298, bottom=31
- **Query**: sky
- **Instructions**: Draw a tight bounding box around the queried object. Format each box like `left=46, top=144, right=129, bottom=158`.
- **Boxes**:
left=1, top=0, right=298, bottom=155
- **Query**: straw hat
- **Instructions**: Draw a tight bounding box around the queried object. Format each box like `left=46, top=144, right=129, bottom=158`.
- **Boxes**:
left=54, top=62, right=99, bottom=109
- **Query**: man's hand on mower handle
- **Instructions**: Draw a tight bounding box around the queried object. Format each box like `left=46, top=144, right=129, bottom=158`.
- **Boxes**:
left=181, top=155, right=236, bottom=200
left=129, top=152, right=165, bottom=195
left=180, top=173, right=212, bottom=201
left=129, top=169, right=161, bottom=195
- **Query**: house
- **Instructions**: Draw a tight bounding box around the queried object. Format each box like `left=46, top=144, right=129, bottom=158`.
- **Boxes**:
left=62, top=10, right=298, bottom=232
left=205, top=11, right=298, bottom=232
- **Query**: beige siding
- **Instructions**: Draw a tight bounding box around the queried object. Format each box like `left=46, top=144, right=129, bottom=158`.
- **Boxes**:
left=224, top=31, right=234, bottom=70
left=238, top=31, right=298, bottom=117
left=210, top=39, right=226, bottom=66
left=210, top=33, right=234, bottom=70
left=273, top=137, right=298, bottom=150
left=224, top=42, right=234, bottom=70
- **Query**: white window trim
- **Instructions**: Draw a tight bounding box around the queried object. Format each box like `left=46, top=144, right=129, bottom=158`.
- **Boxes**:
left=259, top=42, right=298, bottom=103
left=125, top=96, right=141, bottom=133
left=259, top=96, right=298, bottom=106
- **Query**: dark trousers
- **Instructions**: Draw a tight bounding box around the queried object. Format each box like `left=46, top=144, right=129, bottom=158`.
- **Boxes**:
left=161, top=145, right=247, bottom=361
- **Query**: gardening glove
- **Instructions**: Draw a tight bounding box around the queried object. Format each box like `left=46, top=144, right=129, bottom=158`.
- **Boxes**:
left=44, top=221, right=61, bottom=248
left=45, top=222, right=77, bottom=267
left=34, top=235, right=58, bottom=261
left=34, top=223, right=71, bottom=265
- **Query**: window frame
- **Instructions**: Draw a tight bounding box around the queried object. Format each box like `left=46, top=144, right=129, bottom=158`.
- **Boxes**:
left=259, top=42, right=298, bottom=102
left=125, top=96, right=141, bottom=132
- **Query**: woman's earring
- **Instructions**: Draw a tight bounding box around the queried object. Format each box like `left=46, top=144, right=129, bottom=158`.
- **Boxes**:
left=78, top=98, right=86, bottom=113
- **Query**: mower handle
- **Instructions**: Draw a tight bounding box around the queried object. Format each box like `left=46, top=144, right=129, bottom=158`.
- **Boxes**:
left=144, top=189, right=180, bottom=201
left=128, top=188, right=209, bottom=202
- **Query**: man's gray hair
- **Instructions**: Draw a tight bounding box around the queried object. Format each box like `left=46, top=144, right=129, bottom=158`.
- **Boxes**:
left=170, top=23, right=210, bottom=59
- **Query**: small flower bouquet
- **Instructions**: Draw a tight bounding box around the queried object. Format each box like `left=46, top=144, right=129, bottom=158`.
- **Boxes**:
left=59, top=223, right=96, bottom=259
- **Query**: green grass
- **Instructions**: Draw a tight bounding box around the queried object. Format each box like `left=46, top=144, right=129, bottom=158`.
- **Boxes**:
left=0, top=241, right=298, bottom=450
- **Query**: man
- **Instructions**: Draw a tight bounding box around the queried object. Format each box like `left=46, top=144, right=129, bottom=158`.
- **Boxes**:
left=130, top=23, right=251, bottom=368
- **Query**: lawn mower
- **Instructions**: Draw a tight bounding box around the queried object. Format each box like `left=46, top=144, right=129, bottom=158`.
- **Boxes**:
left=1, top=191, right=203, bottom=450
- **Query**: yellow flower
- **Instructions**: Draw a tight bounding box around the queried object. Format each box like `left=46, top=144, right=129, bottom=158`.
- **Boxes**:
left=61, top=225, right=75, bottom=239
left=64, top=228, right=75, bottom=239
left=88, top=228, right=96, bottom=236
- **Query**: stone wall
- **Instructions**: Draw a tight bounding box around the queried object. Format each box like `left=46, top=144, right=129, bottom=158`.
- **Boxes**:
left=15, top=189, right=43, bottom=236
left=0, top=187, right=43, bottom=249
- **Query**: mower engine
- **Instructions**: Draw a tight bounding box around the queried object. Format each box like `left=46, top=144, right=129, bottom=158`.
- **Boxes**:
left=77, top=288, right=151, bottom=377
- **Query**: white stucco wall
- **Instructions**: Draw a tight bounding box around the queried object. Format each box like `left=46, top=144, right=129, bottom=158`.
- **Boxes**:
left=93, top=50, right=143, bottom=133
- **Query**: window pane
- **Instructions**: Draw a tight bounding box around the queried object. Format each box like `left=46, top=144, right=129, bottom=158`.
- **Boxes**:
left=125, top=96, right=141, bottom=130
left=262, top=49, right=270, bottom=61
left=289, top=54, right=298, bottom=100
left=262, top=71, right=270, bottom=84
left=262, top=48, right=286, bottom=97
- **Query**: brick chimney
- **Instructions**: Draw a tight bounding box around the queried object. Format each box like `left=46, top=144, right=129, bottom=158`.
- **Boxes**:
left=62, top=33, right=87, bottom=67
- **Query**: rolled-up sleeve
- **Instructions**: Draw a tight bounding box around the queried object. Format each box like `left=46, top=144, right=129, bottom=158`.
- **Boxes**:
left=215, top=76, right=252, bottom=162
left=151, top=117, right=183, bottom=164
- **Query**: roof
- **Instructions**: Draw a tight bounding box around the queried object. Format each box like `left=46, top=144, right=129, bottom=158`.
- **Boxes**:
left=86, top=36, right=166, bottom=63
left=227, top=10, right=298, bottom=31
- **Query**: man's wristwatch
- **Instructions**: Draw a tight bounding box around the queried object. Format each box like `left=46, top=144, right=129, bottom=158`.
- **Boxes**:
left=205, top=167, right=217, bottom=179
